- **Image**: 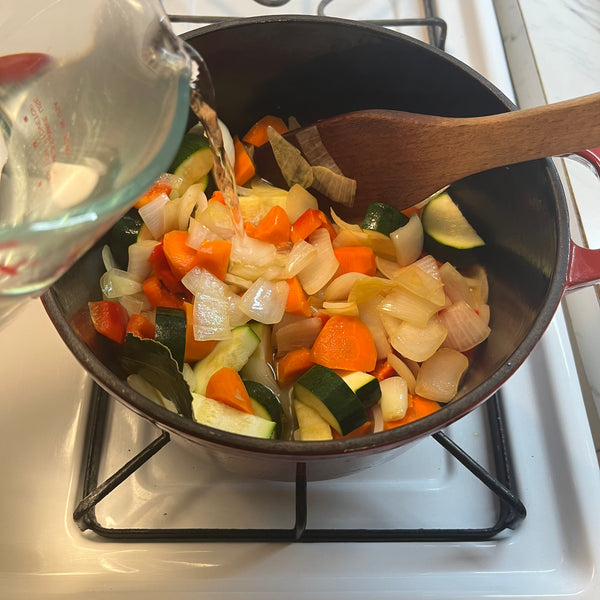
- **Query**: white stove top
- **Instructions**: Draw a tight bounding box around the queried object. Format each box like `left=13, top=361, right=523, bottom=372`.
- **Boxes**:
left=2, top=1, right=600, bottom=598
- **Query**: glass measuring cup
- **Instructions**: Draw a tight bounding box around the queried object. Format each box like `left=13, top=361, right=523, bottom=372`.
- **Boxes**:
left=0, top=0, right=195, bottom=325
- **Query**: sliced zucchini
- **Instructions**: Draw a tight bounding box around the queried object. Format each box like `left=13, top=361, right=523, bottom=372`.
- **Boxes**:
left=155, top=307, right=187, bottom=371
left=362, top=202, right=409, bottom=236
left=169, top=133, right=213, bottom=194
left=192, top=393, right=276, bottom=439
left=107, top=209, right=144, bottom=269
left=294, top=365, right=368, bottom=435
left=421, top=191, right=485, bottom=266
left=341, top=371, right=381, bottom=409
left=243, top=380, right=283, bottom=439
left=294, top=399, right=333, bottom=441
left=193, top=325, right=261, bottom=395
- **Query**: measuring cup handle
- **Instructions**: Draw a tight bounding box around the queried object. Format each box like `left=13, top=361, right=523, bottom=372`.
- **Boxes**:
left=565, top=148, right=600, bottom=290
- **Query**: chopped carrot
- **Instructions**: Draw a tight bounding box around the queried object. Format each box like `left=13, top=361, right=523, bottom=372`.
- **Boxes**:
left=88, top=300, right=129, bottom=344
left=125, top=313, right=155, bottom=339
left=162, top=230, right=200, bottom=280
left=285, top=276, right=312, bottom=317
left=210, top=190, right=226, bottom=205
left=290, top=208, right=336, bottom=243
left=277, top=347, right=315, bottom=385
left=311, top=315, right=377, bottom=372
left=233, top=135, right=256, bottom=186
left=331, top=420, right=373, bottom=439
left=205, top=367, right=253, bottom=414
left=147, top=243, right=186, bottom=293
left=142, top=275, right=184, bottom=309
left=383, top=395, right=441, bottom=430
left=134, top=180, right=171, bottom=210
left=183, top=302, right=217, bottom=362
left=244, top=205, right=290, bottom=248
left=242, top=115, right=289, bottom=147
left=370, top=359, right=396, bottom=381
left=333, top=246, right=377, bottom=276
left=196, top=239, right=232, bottom=281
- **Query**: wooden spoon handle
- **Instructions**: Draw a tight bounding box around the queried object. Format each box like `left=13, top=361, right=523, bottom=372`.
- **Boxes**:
left=448, top=92, right=600, bottom=176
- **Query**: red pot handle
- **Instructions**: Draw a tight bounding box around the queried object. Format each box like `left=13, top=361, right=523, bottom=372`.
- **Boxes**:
left=565, top=148, right=600, bottom=290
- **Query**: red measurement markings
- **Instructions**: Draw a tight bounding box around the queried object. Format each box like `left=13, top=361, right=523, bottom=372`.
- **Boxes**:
left=0, top=242, right=29, bottom=276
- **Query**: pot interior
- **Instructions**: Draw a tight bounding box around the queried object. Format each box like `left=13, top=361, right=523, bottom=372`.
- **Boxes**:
left=43, top=16, right=570, bottom=457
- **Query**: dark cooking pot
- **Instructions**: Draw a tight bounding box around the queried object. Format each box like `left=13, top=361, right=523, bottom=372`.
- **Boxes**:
left=42, top=16, right=600, bottom=481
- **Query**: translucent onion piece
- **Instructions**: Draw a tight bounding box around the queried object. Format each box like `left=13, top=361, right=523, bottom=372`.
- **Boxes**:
left=283, top=240, right=318, bottom=278
left=364, top=230, right=398, bottom=261
left=238, top=180, right=288, bottom=224
left=330, top=218, right=396, bottom=261
left=239, top=277, right=289, bottom=324
left=275, top=316, right=323, bottom=356
left=348, top=276, right=395, bottom=304
left=439, top=262, right=474, bottom=306
left=230, top=234, right=277, bottom=268
left=297, top=228, right=339, bottom=295
left=187, top=217, right=221, bottom=250
left=294, top=125, right=343, bottom=174
left=311, top=165, right=356, bottom=207
left=462, top=264, right=489, bottom=306
left=413, top=254, right=441, bottom=280
left=322, top=301, right=360, bottom=317
left=379, top=376, right=409, bottom=422
left=127, top=240, right=159, bottom=281
left=386, top=353, right=417, bottom=395
left=477, top=303, right=491, bottom=327
left=324, top=271, right=370, bottom=302
left=392, top=263, right=445, bottom=306
left=100, top=268, right=143, bottom=298
left=415, top=348, right=469, bottom=403
left=177, top=183, right=207, bottom=229
left=378, top=287, right=441, bottom=327
left=195, top=198, right=236, bottom=239
left=439, top=300, right=491, bottom=352
left=191, top=269, right=232, bottom=341
left=375, top=256, right=401, bottom=279
left=118, top=292, right=153, bottom=318
left=267, top=126, right=313, bottom=188
left=330, top=209, right=363, bottom=233
left=286, top=184, right=319, bottom=223
left=390, top=213, right=424, bottom=267
left=224, top=272, right=254, bottom=291
left=358, top=295, right=392, bottom=359
left=138, top=192, right=170, bottom=239
left=384, top=314, right=447, bottom=363
left=371, top=404, right=384, bottom=433
left=101, top=244, right=117, bottom=272
left=227, top=291, right=251, bottom=328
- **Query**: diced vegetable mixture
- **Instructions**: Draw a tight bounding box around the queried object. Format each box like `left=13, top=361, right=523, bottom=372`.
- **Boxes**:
left=90, top=116, right=491, bottom=440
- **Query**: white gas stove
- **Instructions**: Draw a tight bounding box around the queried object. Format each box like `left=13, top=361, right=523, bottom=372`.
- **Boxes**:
left=2, top=1, right=600, bottom=599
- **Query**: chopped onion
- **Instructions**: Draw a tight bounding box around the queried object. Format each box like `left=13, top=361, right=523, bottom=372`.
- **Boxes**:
left=439, top=262, right=474, bottom=306
left=330, top=209, right=363, bottom=234
left=375, top=256, right=401, bottom=279
left=100, top=268, right=143, bottom=298
left=275, top=316, right=323, bottom=355
left=324, top=271, right=370, bottom=302
left=379, top=376, right=409, bottom=422
left=311, top=165, right=356, bottom=207
left=187, top=217, right=221, bottom=249
left=224, top=272, right=254, bottom=291
left=239, top=180, right=288, bottom=224
left=390, top=213, right=424, bottom=267
left=358, top=295, right=392, bottom=359
left=138, top=192, right=170, bottom=239
left=297, top=228, right=339, bottom=295
left=439, top=300, right=491, bottom=352
left=462, top=264, right=489, bottom=305
left=189, top=268, right=232, bottom=341
left=127, top=239, right=159, bottom=281
left=286, top=184, right=319, bottom=223
left=195, top=197, right=236, bottom=239
left=382, top=314, right=447, bottom=363
left=267, top=126, right=313, bottom=188
left=118, top=292, right=153, bottom=317
left=392, top=263, right=445, bottom=306
left=227, top=291, right=251, bottom=328
left=413, top=254, right=441, bottom=280
left=347, top=276, right=395, bottom=304
left=101, top=245, right=117, bottom=272
left=378, top=287, right=441, bottom=327
left=477, top=303, right=491, bottom=327
left=322, top=301, right=359, bottom=317
left=330, top=212, right=397, bottom=261
left=283, top=240, right=318, bottom=278
left=294, top=125, right=343, bottom=174
left=371, top=404, right=384, bottom=433
left=415, top=348, right=469, bottom=403
left=239, top=277, right=289, bottom=324
left=386, top=353, right=417, bottom=395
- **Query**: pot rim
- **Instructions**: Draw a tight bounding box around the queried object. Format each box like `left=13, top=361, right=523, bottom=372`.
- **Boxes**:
left=42, top=14, right=572, bottom=459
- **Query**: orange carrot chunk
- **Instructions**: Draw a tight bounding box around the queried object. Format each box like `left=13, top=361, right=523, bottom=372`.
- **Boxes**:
left=210, top=190, right=227, bottom=205
left=311, top=315, right=378, bottom=372
left=333, top=246, right=377, bottom=276
left=233, top=135, right=256, bottom=186
left=183, top=302, right=217, bottom=362
left=285, top=276, right=312, bottom=317
left=125, top=313, right=155, bottom=340
left=277, top=347, right=315, bottom=385
left=244, top=205, right=290, bottom=248
left=290, top=209, right=325, bottom=243
left=88, top=300, right=130, bottom=344
left=370, top=359, right=396, bottom=381
left=331, top=420, right=373, bottom=439
left=196, top=239, right=232, bottom=281
left=242, top=115, right=289, bottom=147
left=205, top=367, right=254, bottom=414
left=383, top=395, right=441, bottom=430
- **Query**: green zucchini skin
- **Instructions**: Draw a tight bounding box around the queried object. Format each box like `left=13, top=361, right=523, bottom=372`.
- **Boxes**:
left=107, top=209, right=144, bottom=269
left=155, top=307, right=187, bottom=371
left=243, top=380, right=284, bottom=439
left=341, top=371, right=381, bottom=409
left=362, top=202, right=409, bottom=236
left=294, top=365, right=368, bottom=435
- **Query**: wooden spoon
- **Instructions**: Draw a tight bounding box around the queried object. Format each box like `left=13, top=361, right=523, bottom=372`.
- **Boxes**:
left=253, top=92, right=600, bottom=210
